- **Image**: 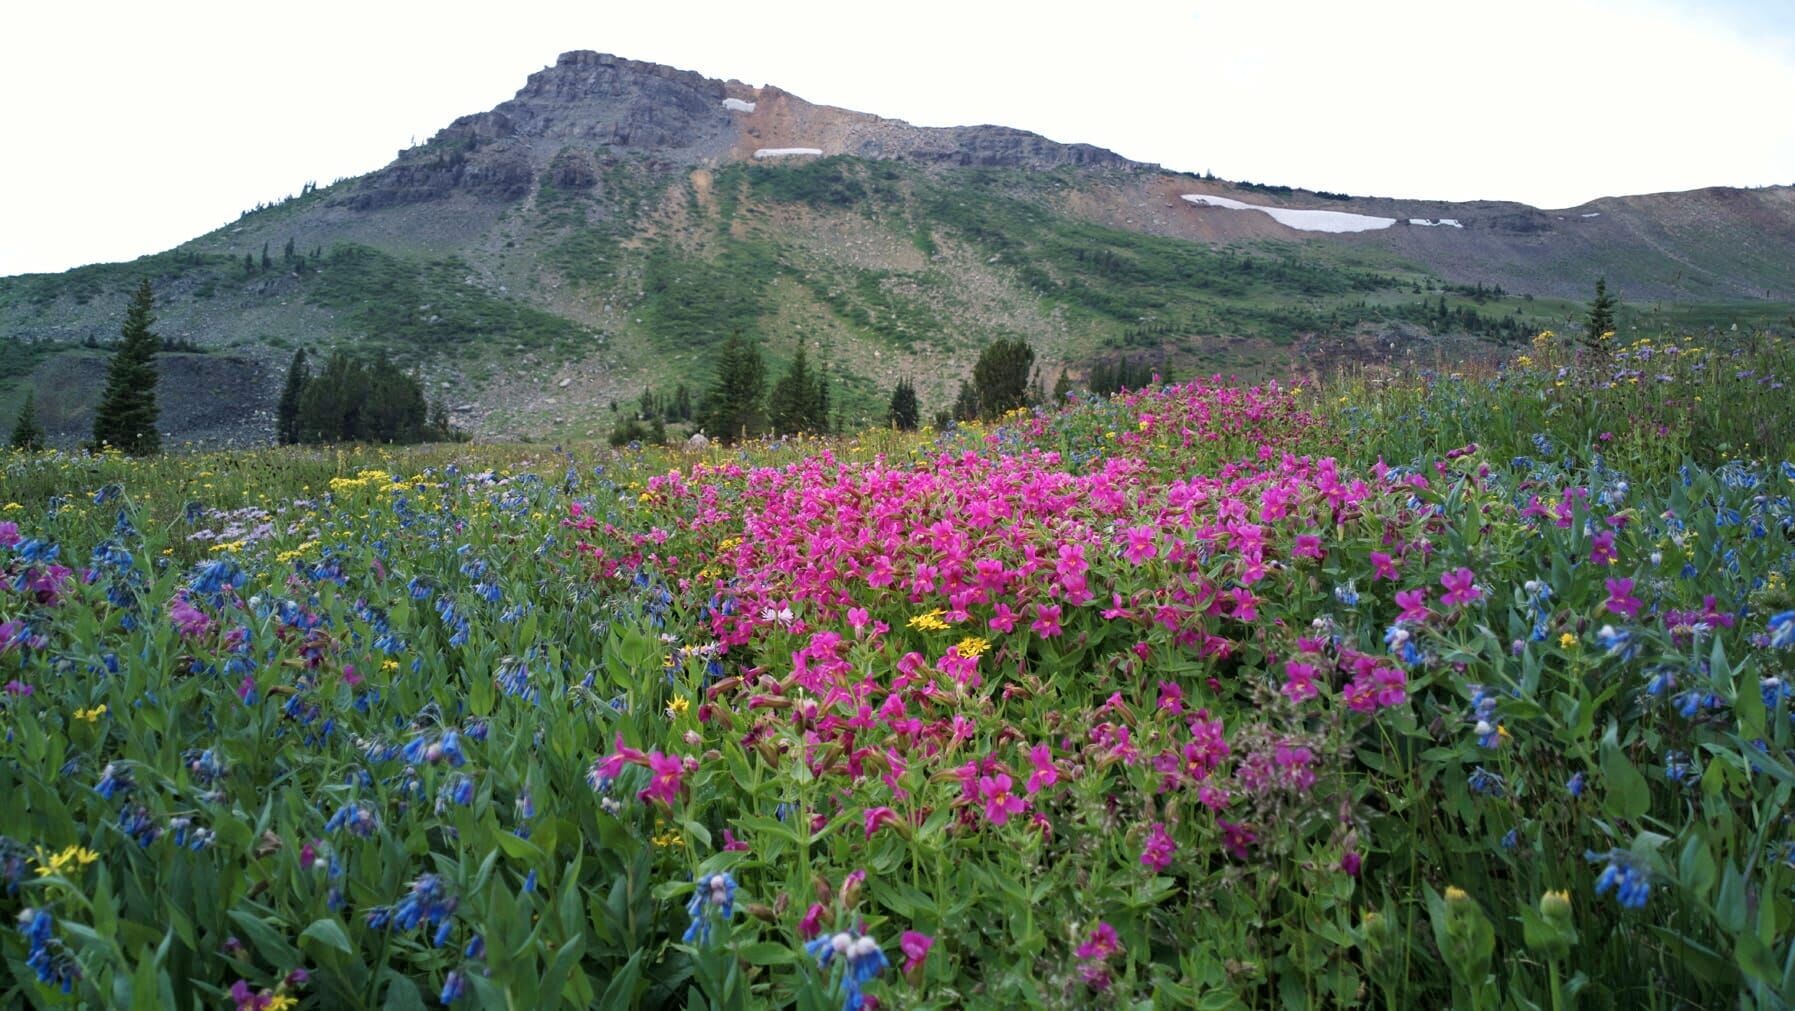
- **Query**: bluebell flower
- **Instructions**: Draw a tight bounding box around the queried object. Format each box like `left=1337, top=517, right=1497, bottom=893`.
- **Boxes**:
left=683, top=872, right=738, bottom=944
left=523, top=869, right=537, bottom=894
left=1467, top=766, right=1505, bottom=797
left=1770, top=611, right=1794, bottom=650
left=441, top=969, right=467, bottom=1003
left=1566, top=772, right=1585, bottom=798
left=1588, top=849, right=1651, bottom=909
left=464, top=935, right=485, bottom=960
left=92, top=757, right=136, bottom=798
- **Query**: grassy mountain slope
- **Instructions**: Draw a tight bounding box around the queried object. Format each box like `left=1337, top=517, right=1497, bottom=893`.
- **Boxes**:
left=3, top=51, right=1791, bottom=447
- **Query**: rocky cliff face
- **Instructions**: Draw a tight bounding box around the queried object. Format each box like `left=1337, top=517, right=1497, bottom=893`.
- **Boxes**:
left=342, top=51, right=1142, bottom=210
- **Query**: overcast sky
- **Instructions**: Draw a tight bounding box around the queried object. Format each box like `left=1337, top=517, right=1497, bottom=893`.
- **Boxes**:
left=3, top=0, right=1792, bottom=277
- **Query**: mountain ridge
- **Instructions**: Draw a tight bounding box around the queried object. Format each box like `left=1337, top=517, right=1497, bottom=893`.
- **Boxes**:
left=3, top=50, right=1792, bottom=448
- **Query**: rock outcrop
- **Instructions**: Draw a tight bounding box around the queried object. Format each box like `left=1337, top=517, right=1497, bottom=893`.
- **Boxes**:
left=343, top=51, right=1145, bottom=210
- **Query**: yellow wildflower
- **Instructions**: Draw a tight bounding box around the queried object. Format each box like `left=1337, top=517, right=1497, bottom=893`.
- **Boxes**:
left=3, top=502, right=21, bottom=511
left=35, top=844, right=101, bottom=877
left=666, top=696, right=690, bottom=718
left=74, top=705, right=107, bottom=723
left=954, top=636, right=991, bottom=659
left=907, top=609, right=950, bottom=632
left=1559, top=632, right=1576, bottom=649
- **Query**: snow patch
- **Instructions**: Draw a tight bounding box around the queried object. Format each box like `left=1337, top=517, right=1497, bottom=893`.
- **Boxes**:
left=754, top=147, right=823, bottom=159
left=1181, top=193, right=1395, bottom=233
left=723, top=98, right=756, bottom=113
left=1581, top=212, right=1601, bottom=218
left=1408, top=218, right=1464, bottom=228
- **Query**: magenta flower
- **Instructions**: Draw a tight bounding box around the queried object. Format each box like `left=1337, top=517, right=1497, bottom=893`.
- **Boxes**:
left=1340, top=850, right=1363, bottom=877
left=1031, top=603, right=1063, bottom=639
left=169, top=596, right=212, bottom=638
left=3, top=679, right=30, bottom=696
left=0, top=521, right=19, bottom=548
left=1218, top=818, right=1257, bottom=859
left=988, top=602, right=1019, bottom=633
left=1395, top=587, right=1429, bottom=623
left=1076, top=921, right=1121, bottom=961
left=1589, top=529, right=1617, bottom=566
left=1369, top=551, right=1400, bottom=581
left=1282, top=660, right=1319, bottom=703
left=639, top=751, right=686, bottom=807
left=1025, top=744, right=1059, bottom=794
left=1604, top=577, right=1643, bottom=619
left=900, top=930, right=933, bottom=978
left=799, top=902, right=826, bottom=940
left=1140, top=822, right=1176, bottom=872
left=1122, top=525, right=1157, bottom=565
left=1292, top=533, right=1324, bottom=560
left=978, top=773, right=1026, bottom=825
left=1440, top=568, right=1482, bottom=607
left=863, top=806, right=900, bottom=839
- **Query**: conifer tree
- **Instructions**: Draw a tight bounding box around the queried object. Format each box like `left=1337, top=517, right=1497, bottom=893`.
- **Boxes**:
left=276, top=348, right=310, bottom=445
left=1583, top=277, right=1618, bottom=356
left=9, top=390, right=45, bottom=451
left=701, top=331, right=767, bottom=444
left=887, top=378, right=919, bottom=431
left=952, top=380, right=981, bottom=423
left=770, top=344, right=822, bottom=435
left=91, top=280, right=162, bottom=455
left=971, top=337, right=1035, bottom=420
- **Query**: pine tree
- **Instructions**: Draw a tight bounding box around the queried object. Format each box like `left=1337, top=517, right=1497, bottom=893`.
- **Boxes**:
left=887, top=378, right=919, bottom=431
left=701, top=331, right=767, bottom=444
left=1051, top=370, right=1072, bottom=404
left=91, top=279, right=162, bottom=455
left=770, top=344, right=822, bottom=436
left=971, top=337, right=1035, bottom=420
left=1583, top=277, right=1618, bottom=356
left=9, top=390, right=45, bottom=451
left=952, top=381, right=981, bottom=423
left=276, top=348, right=310, bottom=445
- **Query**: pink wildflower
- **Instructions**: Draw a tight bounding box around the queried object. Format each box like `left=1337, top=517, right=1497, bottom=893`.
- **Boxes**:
left=1440, top=567, right=1482, bottom=607
left=900, top=930, right=934, bottom=979
left=978, top=773, right=1025, bottom=825
left=1370, top=551, right=1400, bottom=581
left=1604, top=577, right=1643, bottom=619
left=1031, top=603, right=1062, bottom=639
left=1395, top=587, right=1429, bottom=623
left=1025, top=743, right=1059, bottom=794
left=1140, top=822, right=1176, bottom=872
left=639, top=751, right=685, bottom=807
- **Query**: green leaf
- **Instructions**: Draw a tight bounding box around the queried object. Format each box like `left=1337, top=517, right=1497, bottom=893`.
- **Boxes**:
left=1600, top=723, right=1650, bottom=821
left=539, top=934, right=587, bottom=1006
left=382, top=973, right=429, bottom=1011
left=736, top=941, right=799, bottom=965
left=598, top=949, right=645, bottom=1011
left=299, top=917, right=355, bottom=956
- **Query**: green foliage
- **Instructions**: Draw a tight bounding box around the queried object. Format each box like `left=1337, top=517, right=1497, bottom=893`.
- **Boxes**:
left=275, top=348, right=310, bottom=446
left=90, top=279, right=161, bottom=455
left=1087, top=354, right=1170, bottom=396
left=639, top=241, right=778, bottom=352
left=701, top=330, right=768, bottom=444
left=291, top=351, right=445, bottom=444
left=887, top=378, right=920, bottom=431
left=1584, top=277, right=1619, bottom=355
left=306, top=245, right=583, bottom=355
left=9, top=389, right=44, bottom=451
left=744, top=156, right=881, bottom=209
left=768, top=345, right=830, bottom=436
left=971, top=337, right=1035, bottom=420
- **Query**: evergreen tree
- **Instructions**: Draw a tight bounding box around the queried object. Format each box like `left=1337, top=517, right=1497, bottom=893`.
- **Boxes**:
left=971, top=337, right=1035, bottom=420
left=701, top=331, right=767, bottom=444
left=9, top=390, right=45, bottom=451
left=1051, top=370, right=1072, bottom=404
left=887, top=378, right=919, bottom=431
left=770, top=344, right=823, bottom=436
left=91, top=280, right=162, bottom=455
left=276, top=348, right=310, bottom=445
left=1583, top=277, right=1618, bottom=355
left=952, top=381, right=981, bottom=423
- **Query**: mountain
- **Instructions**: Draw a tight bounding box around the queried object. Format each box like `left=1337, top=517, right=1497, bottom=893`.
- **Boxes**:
left=4, top=50, right=1793, bottom=447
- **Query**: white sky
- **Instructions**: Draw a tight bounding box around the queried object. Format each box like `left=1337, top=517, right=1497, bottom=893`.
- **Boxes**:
left=3, top=0, right=1792, bottom=277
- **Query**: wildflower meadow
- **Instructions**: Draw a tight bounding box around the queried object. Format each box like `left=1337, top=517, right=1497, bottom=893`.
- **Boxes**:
left=2, top=332, right=1794, bottom=1009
